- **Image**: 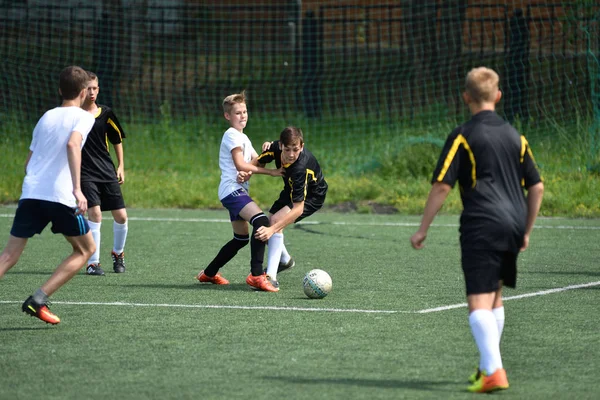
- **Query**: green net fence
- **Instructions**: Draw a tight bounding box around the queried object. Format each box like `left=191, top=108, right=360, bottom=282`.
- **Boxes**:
left=0, top=0, right=599, bottom=206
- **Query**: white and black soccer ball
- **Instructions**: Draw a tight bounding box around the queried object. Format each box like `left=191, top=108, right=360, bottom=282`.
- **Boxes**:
left=303, top=269, right=332, bottom=299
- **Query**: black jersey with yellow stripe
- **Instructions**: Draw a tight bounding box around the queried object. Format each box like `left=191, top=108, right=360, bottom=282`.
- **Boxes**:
left=432, top=110, right=542, bottom=252
left=81, top=105, right=126, bottom=182
left=258, top=141, right=328, bottom=203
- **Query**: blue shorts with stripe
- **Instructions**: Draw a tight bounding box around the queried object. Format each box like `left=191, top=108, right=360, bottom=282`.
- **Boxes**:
left=220, top=188, right=254, bottom=221
left=10, top=199, right=89, bottom=238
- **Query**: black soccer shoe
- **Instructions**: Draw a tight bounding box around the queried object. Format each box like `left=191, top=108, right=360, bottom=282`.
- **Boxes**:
left=111, top=251, right=126, bottom=273
left=86, top=263, right=105, bottom=276
left=278, top=257, right=295, bottom=273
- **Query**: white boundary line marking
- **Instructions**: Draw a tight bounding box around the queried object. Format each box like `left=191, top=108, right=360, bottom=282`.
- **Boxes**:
left=2, top=281, right=598, bottom=314
left=416, top=280, right=600, bottom=313
left=0, top=300, right=399, bottom=314
left=2, top=214, right=600, bottom=230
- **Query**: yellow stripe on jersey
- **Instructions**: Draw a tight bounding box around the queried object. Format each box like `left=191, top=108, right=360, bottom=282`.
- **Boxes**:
left=436, top=134, right=476, bottom=188
left=107, top=118, right=123, bottom=140
left=258, top=151, right=274, bottom=162
left=520, top=135, right=527, bottom=163
left=94, top=107, right=102, bottom=118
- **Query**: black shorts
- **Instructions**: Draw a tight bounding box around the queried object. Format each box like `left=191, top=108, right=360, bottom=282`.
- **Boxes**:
left=269, top=191, right=325, bottom=222
left=82, top=181, right=126, bottom=211
left=461, top=249, right=518, bottom=295
left=10, top=199, right=89, bottom=238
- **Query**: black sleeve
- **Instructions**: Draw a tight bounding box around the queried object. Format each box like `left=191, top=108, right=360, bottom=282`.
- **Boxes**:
left=521, top=136, right=542, bottom=188
left=431, top=128, right=462, bottom=187
left=288, top=168, right=308, bottom=203
left=257, top=140, right=278, bottom=165
left=106, top=110, right=126, bottom=144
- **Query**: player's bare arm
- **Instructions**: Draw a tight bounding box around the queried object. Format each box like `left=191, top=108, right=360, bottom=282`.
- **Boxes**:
left=24, top=151, right=33, bottom=173
left=521, top=181, right=544, bottom=251
left=114, top=142, right=125, bottom=184
left=231, top=147, right=283, bottom=177
left=66, top=130, right=87, bottom=215
left=255, top=200, right=304, bottom=242
left=410, top=182, right=452, bottom=249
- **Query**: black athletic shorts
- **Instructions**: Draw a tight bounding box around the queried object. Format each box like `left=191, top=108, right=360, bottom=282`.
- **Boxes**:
left=10, top=199, right=89, bottom=238
left=82, top=181, right=126, bottom=211
left=269, top=191, right=326, bottom=222
left=461, top=249, right=518, bottom=295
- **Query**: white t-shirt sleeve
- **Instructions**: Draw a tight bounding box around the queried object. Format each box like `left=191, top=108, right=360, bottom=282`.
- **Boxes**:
left=222, top=129, right=243, bottom=154
left=74, top=112, right=95, bottom=144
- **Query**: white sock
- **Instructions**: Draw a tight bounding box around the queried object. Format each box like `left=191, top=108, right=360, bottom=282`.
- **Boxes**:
left=113, top=220, right=128, bottom=254
left=469, top=309, right=503, bottom=375
left=87, top=221, right=101, bottom=265
left=280, top=241, right=291, bottom=264
left=266, top=233, right=284, bottom=280
left=492, top=306, right=505, bottom=342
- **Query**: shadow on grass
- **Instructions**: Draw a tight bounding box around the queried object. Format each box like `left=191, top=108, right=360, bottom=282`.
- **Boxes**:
left=5, top=271, right=51, bottom=276
left=266, top=376, right=455, bottom=392
left=0, top=326, right=53, bottom=331
left=118, top=283, right=253, bottom=292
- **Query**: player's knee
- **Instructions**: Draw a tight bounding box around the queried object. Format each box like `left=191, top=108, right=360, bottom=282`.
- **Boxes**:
left=250, top=213, right=269, bottom=231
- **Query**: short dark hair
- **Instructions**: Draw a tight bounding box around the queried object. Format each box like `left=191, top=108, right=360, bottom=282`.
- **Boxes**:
left=280, top=126, right=304, bottom=147
left=87, top=70, right=98, bottom=81
left=59, top=66, right=89, bottom=100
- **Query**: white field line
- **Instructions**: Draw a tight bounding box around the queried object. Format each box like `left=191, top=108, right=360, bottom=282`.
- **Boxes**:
left=2, top=214, right=600, bottom=230
left=416, top=280, right=600, bottom=313
left=2, top=281, right=598, bottom=314
left=0, top=300, right=399, bottom=314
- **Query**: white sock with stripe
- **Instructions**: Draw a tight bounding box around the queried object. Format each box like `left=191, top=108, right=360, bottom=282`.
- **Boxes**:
left=113, top=220, right=128, bottom=254
left=266, top=233, right=284, bottom=280
left=87, top=221, right=101, bottom=265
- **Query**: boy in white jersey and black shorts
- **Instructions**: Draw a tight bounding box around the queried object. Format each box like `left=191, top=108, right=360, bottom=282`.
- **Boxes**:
left=195, top=91, right=283, bottom=292
left=0, top=66, right=96, bottom=325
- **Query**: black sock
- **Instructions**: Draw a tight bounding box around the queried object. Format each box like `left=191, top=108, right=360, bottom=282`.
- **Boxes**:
left=204, top=234, right=249, bottom=276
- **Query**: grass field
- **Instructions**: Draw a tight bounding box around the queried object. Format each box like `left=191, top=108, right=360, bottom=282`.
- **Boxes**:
left=0, top=206, right=599, bottom=399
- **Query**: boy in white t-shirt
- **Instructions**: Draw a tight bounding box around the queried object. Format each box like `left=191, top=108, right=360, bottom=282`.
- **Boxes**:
left=0, top=66, right=97, bottom=325
left=196, top=91, right=282, bottom=292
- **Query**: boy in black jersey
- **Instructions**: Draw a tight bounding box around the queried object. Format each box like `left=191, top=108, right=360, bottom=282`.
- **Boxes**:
left=410, top=67, right=544, bottom=393
left=252, top=126, right=328, bottom=288
left=81, top=71, right=129, bottom=276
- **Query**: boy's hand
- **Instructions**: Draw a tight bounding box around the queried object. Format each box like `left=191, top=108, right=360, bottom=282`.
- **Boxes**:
left=117, top=166, right=125, bottom=184
left=255, top=225, right=274, bottom=242
left=262, top=141, right=273, bottom=152
left=520, top=234, right=530, bottom=251
left=73, top=189, right=88, bottom=215
left=237, top=171, right=252, bottom=183
left=410, top=231, right=427, bottom=249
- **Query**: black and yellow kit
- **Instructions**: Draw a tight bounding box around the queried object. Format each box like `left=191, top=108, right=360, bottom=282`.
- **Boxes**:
left=433, top=110, right=542, bottom=252
left=81, top=105, right=126, bottom=183
left=258, top=141, right=328, bottom=218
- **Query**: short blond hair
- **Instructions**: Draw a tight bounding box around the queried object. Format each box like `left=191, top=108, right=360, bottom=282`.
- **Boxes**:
left=222, top=91, right=246, bottom=114
left=465, top=67, right=499, bottom=104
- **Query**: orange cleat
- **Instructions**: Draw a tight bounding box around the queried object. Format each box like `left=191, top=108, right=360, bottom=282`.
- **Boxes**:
left=22, top=296, right=60, bottom=325
left=196, top=270, right=229, bottom=285
left=467, top=368, right=509, bottom=393
left=246, top=273, right=279, bottom=292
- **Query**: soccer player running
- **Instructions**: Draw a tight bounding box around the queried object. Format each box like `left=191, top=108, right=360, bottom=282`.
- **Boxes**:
left=81, top=71, right=129, bottom=276
left=196, top=91, right=283, bottom=292
left=0, top=66, right=96, bottom=324
left=410, top=67, right=544, bottom=393
left=252, top=126, right=328, bottom=289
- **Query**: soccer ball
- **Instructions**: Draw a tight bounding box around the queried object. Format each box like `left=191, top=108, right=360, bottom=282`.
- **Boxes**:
left=303, top=269, right=332, bottom=299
